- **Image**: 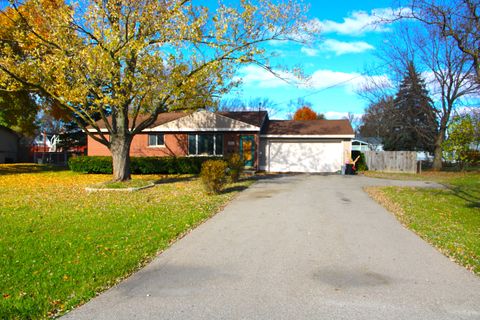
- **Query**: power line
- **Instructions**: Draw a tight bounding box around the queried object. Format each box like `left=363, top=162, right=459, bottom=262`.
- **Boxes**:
left=272, top=61, right=392, bottom=107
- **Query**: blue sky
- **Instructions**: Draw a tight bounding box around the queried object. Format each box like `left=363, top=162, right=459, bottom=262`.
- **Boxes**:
left=223, top=0, right=401, bottom=119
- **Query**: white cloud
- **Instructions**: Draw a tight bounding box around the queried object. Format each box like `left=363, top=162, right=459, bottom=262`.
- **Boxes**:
left=307, top=70, right=360, bottom=89
left=236, top=65, right=392, bottom=96
left=236, top=65, right=303, bottom=89
left=320, top=39, right=374, bottom=55
left=323, top=111, right=363, bottom=120
left=307, top=70, right=392, bottom=94
left=311, top=7, right=412, bottom=36
left=300, top=47, right=319, bottom=57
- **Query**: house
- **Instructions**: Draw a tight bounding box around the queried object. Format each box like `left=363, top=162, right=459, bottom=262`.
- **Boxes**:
left=351, top=139, right=370, bottom=152
left=352, top=137, right=383, bottom=152
left=31, top=133, right=56, bottom=153
left=87, top=110, right=354, bottom=173
left=0, top=126, right=19, bottom=163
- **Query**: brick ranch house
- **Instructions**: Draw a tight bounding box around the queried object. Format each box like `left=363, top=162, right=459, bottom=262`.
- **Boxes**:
left=87, top=110, right=354, bottom=173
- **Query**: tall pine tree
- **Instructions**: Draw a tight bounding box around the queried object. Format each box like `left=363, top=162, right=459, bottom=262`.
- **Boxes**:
left=384, top=62, right=437, bottom=152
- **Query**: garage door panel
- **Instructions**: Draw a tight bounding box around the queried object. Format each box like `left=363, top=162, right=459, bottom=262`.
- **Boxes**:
left=268, top=140, right=342, bottom=173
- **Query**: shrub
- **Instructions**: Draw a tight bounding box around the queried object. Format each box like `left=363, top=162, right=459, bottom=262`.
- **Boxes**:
left=200, top=159, right=228, bottom=194
left=465, top=149, right=480, bottom=166
left=69, top=156, right=222, bottom=174
left=227, top=153, right=244, bottom=182
left=131, top=157, right=176, bottom=174
left=351, top=150, right=368, bottom=171
left=68, top=156, right=113, bottom=173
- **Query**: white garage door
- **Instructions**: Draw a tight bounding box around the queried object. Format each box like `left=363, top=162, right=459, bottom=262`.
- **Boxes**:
left=267, top=140, right=343, bottom=173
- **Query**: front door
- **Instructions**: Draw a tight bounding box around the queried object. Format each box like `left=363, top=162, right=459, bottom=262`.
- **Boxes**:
left=240, top=135, right=255, bottom=168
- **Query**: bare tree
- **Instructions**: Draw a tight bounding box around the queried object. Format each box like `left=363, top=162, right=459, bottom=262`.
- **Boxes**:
left=343, top=112, right=361, bottom=131
left=217, top=97, right=275, bottom=112
left=399, top=0, right=480, bottom=84
left=415, top=27, right=479, bottom=169
left=359, top=19, right=478, bottom=169
left=358, top=96, right=395, bottom=140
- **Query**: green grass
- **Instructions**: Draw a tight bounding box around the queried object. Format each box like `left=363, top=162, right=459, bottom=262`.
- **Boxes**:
left=367, top=171, right=480, bottom=275
left=0, top=164, right=253, bottom=319
left=90, top=179, right=154, bottom=189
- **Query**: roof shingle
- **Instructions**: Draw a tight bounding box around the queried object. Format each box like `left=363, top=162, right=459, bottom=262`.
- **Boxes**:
left=264, top=119, right=354, bottom=136
left=217, top=111, right=268, bottom=127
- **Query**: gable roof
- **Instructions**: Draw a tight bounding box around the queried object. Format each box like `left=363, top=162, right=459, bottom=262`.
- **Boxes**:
left=146, top=110, right=261, bottom=132
left=89, top=110, right=267, bottom=132
left=263, top=119, right=354, bottom=137
left=218, top=111, right=268, bottom=127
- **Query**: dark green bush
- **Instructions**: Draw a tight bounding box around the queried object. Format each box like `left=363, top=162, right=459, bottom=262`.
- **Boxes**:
left=68, top=156, right=113, bottom=173
left=68, top=156, right=222, bottom=174
left=227, top=153, right=244, bottom=182
left=351, top=150, right=368, bottom=171
left=200, top=159, right=228, bottom=194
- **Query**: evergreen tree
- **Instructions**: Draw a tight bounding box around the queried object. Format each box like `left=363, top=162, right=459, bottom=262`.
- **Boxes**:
left=384, top=62, right=437, bottom=152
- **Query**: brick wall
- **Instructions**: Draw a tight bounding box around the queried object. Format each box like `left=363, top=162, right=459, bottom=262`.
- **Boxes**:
left=87, top=133, right=188, bottom=157
left=87, top=132, right=260, bottom=168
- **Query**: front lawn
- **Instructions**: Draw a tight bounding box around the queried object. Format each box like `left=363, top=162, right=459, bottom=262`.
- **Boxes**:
left=0, top=165, right=253, bottom=319
left=366, top=171, right=480, bottom=275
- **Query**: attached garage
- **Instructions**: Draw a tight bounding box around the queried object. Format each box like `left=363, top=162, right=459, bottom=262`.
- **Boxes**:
left=259, top=120, right=354, bottom=173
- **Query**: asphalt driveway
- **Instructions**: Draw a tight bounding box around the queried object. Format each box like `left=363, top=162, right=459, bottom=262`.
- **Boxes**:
left=64, top=175, right=480, bottom=320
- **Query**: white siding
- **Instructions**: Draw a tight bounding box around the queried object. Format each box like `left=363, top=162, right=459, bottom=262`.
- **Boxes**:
left=265, top=139, right=343, bottom=173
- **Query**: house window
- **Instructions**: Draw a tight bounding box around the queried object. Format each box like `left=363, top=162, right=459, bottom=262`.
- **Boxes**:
left=148, top=133, right=164, bottom=146
left=188, top=134, right=223, bottom=156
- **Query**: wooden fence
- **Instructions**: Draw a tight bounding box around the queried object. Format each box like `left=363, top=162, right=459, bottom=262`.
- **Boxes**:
left=364, top=151, right=417, bottom=173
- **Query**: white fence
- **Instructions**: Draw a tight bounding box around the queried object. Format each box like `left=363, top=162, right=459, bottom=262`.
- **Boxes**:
left=364, top=151, right=417, bottom=173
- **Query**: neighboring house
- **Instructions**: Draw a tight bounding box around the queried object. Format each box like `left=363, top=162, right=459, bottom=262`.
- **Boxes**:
left=87, top=110, right=355, bottom=173
left=32, top=133, right=55, bottom=152
left=31, top=133, right=87, bottom=154
left=0, top=126, right=19, bottom=163
left=351, top=139, right=370, bottom=152
left=353, top=137, right=384, bottom=152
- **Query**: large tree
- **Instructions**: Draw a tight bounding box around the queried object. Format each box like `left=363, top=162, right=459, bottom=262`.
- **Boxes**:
left=0, top=90, right=38, bottom=134
left=293, top=106, right=322, bottom=120
left=384, top=62, right=437, bottom=151
left=0, top=0, right=65, bottom=135
left=405, top=0, right=480, bottom=84
left=359, top=20, right=478, bottom=168
left=415, top=27, right=479, bottom=169
left=0, top=0, right=311, bottom=181
left=442, top=113, right=477, bottom=170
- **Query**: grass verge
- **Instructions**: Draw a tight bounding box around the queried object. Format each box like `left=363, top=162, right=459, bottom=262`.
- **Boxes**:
left=365, top=171, right=480, bottom=275
left=0, top=164, right=253, bottom=319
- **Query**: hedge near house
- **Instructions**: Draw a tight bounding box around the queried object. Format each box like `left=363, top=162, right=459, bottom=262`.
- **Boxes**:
left=68, top=156, right=221, bottom=174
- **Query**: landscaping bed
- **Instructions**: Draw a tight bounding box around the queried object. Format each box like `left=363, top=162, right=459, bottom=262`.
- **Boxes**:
left=0, top=164, right=253, bottom=319
left=365, top=171, right=480, bottom=275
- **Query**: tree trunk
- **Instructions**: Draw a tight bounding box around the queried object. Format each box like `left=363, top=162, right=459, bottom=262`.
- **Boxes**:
left=432, top=120, right=448, bottom=171
left=432, top=132, right=444, bottom=170
left=110, top=134, right=132, bottom=181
